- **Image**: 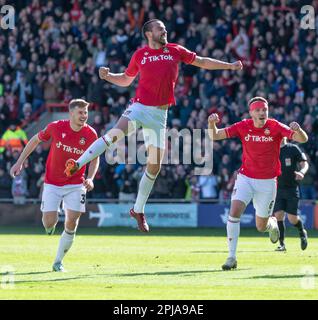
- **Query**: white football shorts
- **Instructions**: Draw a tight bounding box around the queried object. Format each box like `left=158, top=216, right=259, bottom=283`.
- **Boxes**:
left=122, top=102, right=168, bottom=150
left=231, top=173, right=277, bottom=218
left=41, top=183, right=87, bottom=213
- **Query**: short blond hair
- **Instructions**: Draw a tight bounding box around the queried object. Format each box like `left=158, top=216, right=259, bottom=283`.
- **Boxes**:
left=68, top=99, right=89, bottom=110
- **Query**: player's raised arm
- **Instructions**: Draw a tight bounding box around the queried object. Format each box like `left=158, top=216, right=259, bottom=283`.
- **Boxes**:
left=207, top=113, right=228, bottom=141
left=289, top=122, right=308, bottom=143
left=10, top=134, right=41, bottom=178
left=191, top=56, right=243, bottom=71
left=98, top=67, right=136, bottom=87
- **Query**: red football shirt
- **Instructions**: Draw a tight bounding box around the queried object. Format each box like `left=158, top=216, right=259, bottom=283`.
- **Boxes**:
left=225, top=118, right=294, bottom=179
left=38, top=120, right=98, bottom=186
left=125, top=43, right=196, bottom=106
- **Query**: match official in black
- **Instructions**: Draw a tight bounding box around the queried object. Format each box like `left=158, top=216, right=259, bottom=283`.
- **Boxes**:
left=273, top=137, right=309, bottom=251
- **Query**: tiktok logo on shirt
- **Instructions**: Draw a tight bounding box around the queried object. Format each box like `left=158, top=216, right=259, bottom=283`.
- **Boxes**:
left=141, top=54, right=174, bottom=65
left=244, top=134, right=274, bottom=142
left=56, top=141, right=84, bottom=155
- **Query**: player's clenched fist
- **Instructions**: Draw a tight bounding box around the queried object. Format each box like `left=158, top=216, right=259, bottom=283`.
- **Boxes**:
left=99, top=67, right=110, bottom=80
left=10, top=162, right=23, bottom=178
left=289, top=122, right=300, bottom=131
left=83, top=178, right=94, bottom=191
left=231, top=60, right=243, bottom=71
left=208, top=113, right=220, bottom=124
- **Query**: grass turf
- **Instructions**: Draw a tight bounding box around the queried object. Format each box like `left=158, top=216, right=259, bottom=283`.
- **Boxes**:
left=0, top=226, right=317, bottom=300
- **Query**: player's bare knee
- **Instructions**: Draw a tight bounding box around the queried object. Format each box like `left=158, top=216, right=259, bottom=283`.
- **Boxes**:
left=65, top=219, right=79, bottom=233
left=274, top=211, right=285, bottom=221
left=65, top=214, right=80, bottom=232
left=229, top=200, right=245, bottom=218
left=255, top=216, right=268, bottom=232
left=147, top=164, right=161, bottom=176
left=287, top=214, right=298, bottom=225
left=42, top=213, right=58, bottom=228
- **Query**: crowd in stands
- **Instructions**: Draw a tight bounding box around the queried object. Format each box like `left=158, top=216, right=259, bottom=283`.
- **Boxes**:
left=0, top=0, right=317, bottom=202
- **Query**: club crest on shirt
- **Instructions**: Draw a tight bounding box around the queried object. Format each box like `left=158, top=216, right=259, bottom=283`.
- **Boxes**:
left=79, top=137, right=86, bottom=145
left=163, top=47, right=169, bottom=53
left=264, top=128, right=270, bottom=136
left=144, top=52, right=149, bottom=55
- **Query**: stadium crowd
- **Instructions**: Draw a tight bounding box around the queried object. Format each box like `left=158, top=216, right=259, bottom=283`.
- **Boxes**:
left=0, top=0, right=317, bottom=202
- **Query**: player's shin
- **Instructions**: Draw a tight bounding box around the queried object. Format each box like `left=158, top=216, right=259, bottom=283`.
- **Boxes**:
left=226, top=217, right=240, bottom=258
left=54, top=228, right=76, bottom=264
left=133, top=169, right=158, bottom=213
left=77, top=134, right=113, bottom=168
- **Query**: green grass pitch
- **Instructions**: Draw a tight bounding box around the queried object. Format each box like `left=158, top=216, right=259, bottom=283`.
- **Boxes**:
left=0, top=226, right=317, bottom=300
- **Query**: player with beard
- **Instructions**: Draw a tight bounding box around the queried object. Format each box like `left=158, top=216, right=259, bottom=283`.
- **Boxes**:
left=208, top=97, right=308, bottom=270
left=65, top=19, right=243, bottom=233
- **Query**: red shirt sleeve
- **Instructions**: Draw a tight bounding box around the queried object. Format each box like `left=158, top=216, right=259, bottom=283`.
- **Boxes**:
left=177, top=45, right=196, bottom=64
left=125, top=52, right=139, bottom=77
left=225, top=122, right=241, bottom=139
left=277, top=121, right=294, bottom=140
left=38, top=122, right=54, bottom=142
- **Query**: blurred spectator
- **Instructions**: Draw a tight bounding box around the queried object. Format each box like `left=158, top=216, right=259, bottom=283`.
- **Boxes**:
left=91, top=113, right=105, bottom=137
left=21, top=103, right=33, bottom=125
left=299, top=157, right=317, bottom=200
left=198, top=173, right=218, bottom=200
left=185, top=175, right=200, bottom=202
left=0, top=96, right=10, bottom=133
left=12, top=73, right=32, bottom=117
left=0, top=120, right=28, bottom=154
left=117, top=164, right=137, bottom=201
left=152, top=167, right=173, bottom=199
left=11, top=170, right=28, bottom=204
left=90, top=166, right=107, bottom=199
left=171, top=165, right=188, bottom=199
left=43, top=75, right=60, bottom=103
left=0, top=167, right=12, bottom=199
left=26, top=161, right=44, bottom=198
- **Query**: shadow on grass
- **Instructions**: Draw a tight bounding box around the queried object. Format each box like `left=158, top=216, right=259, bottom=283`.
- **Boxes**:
left=12, top=275, right=93, bottom=284
left=1, top=226, right=318, bottom=238
left=242, top=274, right=318, bottom=280
left=2, top=267, right=252, bottom=284
left=0, top=271, right=52, bottom=276
left=116, top=268, right=251, bottom=277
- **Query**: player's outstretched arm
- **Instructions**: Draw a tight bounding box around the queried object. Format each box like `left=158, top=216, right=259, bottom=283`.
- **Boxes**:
left=99, top=67, right=136, bottom=87
left=10, top=134, right=41, bottom=178
left=191, top=56, right=243, bottom=71
left=83, top=157, right=100, bottom=192
left=289, top=122, right=308, bottom=143
left=208, top=114, right=227, bottom=141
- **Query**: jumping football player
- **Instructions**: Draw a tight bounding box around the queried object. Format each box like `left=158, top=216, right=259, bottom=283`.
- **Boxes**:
left=65, top=19, right=243, bottom=233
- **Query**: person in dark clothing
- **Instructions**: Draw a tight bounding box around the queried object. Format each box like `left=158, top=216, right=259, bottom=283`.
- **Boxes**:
left=0, top=167, right=12, bottom=198
left=273, top=137, right=309, bottom=252
left=171, top=165, right=188, bottom=199
left=152, top=167, right=173, bottom=199
left=118, top=164, right=138, bottom=201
